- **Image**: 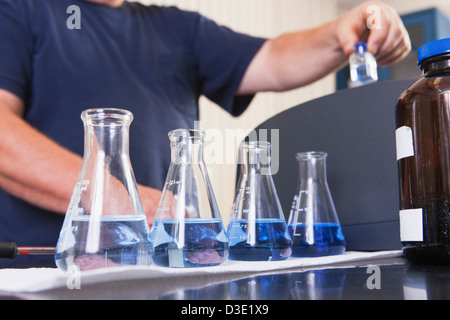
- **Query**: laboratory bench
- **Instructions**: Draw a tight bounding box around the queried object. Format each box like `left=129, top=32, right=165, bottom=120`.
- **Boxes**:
left=1, top=82, right=449, bottom=304
left=0, top=254, right=448, bottom=301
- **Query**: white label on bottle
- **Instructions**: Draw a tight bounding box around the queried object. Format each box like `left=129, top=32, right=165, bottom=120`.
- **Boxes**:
left=399, top=209, right=423, bottom=242
left=396, top=126, right=415, bottom=161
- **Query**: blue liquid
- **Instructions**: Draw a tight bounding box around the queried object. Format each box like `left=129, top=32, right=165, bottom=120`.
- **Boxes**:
left=227, top=219, right=292, bottom=261
left=150, top=219, right=228, bottom=268
left=288, top=223, right=346, bottom=257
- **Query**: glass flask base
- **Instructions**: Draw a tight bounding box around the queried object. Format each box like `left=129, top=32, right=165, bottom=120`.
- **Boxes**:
left=153, top=246, right=228, bottom=268
left=288, top=223, right=346, bottom=258
left=229, top=246, right=291, bottom=261
left=151, top=219, right=228, bottom=268
left=55, top=216, right=153, bottom=271
left=228, top=219, right=292, bottom=261
left=402, top=243, right=450, bottom=266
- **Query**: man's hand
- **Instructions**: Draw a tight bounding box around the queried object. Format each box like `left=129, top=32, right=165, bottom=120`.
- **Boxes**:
left=336, top=1, right=411, bottom=66
left=238, top=1, right=411, bottom=94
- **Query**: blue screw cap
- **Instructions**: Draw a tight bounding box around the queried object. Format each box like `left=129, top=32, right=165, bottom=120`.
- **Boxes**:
left=354, top=42, right=367, bottom=55
left=418, top=38, right=450, bottom=65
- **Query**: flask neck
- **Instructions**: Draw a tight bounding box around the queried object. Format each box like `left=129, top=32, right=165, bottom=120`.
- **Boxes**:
left=239, top=142, right=273, bottom=176
left=82, top=109, right=132, bottom=158
left=297, top=152, right=328, bottom=183
left=169, top=129, right=205, bottom=165
left=420, top=53, right=450, bottom=77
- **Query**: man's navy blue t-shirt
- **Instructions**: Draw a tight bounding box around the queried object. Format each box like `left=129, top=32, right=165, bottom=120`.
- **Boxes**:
left=0, top=0, right=265, bottom=267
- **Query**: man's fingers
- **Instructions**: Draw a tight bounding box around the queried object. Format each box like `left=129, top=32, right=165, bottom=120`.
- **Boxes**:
left=366, top=4, right=411, bottom=63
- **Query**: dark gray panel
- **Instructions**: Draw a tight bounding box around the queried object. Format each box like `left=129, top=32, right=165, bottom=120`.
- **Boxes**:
left=254, top=79, right=415, bottom=250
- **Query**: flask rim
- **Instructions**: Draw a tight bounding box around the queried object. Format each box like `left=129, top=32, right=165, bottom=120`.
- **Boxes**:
left=296, top=151, right=327, bottom=160
left=239, top=141, right=271, bottom=150
left=81, top=108, right=134, bottom=126
left=168, top=129, right=205, bottom=142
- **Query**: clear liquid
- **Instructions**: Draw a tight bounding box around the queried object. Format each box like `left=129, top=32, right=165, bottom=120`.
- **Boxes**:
left=288, top=223, right=346, bottom=257
left=350, top=65, right=377, bottom=85
left=349, top=52, right=378, bottom=86
left=55, top=215, right=153, bottom=271
left=227, top=219, right=292, bottom=261
left=150, top=219, right=228, bottom=268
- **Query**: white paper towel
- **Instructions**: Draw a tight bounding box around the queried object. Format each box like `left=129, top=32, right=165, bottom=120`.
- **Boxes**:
left=0, top=250, right=403, bottom=293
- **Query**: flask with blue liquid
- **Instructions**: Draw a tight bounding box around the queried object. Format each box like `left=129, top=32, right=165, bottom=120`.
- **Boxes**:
left=287, top=152, right=346, bottom=257
left=227, top=141, right=292, bottom=261
left=150, top=129, right=228, bottom=268
left=349, top=42, right=378, bottom=87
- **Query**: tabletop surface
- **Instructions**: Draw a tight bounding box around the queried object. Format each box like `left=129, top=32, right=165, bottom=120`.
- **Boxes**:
left=1, top=255, right=448, bottom=301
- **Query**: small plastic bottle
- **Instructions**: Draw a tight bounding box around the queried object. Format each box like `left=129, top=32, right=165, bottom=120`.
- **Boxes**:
left=349, top=42, right=378, bottom=87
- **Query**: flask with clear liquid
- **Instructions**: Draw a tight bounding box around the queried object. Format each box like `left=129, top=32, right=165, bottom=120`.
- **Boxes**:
left=349, top=42, right=378, bottom=87
left=150, top=129, right=228, bottom=268
left=55, top=109, right=153, bottom=271
left=287, top=152, right=346, bottom=257
left=227, top=141, right=292, bottom=261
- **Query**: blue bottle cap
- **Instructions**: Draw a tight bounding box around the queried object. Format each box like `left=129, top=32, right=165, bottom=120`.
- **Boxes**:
left=417, top=38, right=450, bottom=65
left=354, top=42, right=367, bottom=55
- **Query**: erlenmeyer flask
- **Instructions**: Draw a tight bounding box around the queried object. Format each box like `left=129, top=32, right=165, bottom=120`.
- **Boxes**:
left=287, top=152, right=346, bottom=257
left=150, top=129, right=228, bottom=268
left=55, top=109, right=152, bottom=271
left=227, top=141, right=292, bottom=261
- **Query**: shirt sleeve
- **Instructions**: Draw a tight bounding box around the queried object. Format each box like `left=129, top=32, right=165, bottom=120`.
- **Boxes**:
left=179, top=10, right=267, bottom=117
left=0, top=0, right=33, bottom=102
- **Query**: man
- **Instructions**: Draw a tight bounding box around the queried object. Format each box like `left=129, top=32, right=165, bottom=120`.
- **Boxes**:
left=0, top=0, right=410, bottom=267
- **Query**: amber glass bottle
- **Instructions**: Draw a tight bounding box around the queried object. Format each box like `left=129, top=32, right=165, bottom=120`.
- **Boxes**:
left=396, top=38, right=450, bottom=265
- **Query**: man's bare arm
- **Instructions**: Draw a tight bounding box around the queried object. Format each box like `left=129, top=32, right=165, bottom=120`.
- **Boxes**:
left=0, top=89, right=81, bottom=213
left=0, top=89, right=160, bottom=223
left=238, top=1, right=411, bottom=94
